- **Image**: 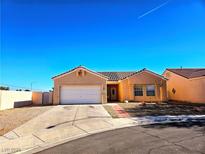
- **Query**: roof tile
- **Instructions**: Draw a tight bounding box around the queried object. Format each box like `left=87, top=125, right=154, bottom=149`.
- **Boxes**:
left=167, top=68, right=205, bottom=79
left=97, top=72, right=135, bottom=81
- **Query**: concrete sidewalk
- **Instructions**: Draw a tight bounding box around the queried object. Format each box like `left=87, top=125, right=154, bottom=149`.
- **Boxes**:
left=0, top=105, right=136, bottom=154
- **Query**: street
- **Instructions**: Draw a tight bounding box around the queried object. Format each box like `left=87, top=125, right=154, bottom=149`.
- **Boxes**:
left=37, top=123, right=205, bottom=154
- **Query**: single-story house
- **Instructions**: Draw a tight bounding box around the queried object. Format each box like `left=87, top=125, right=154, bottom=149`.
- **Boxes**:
left=52, top=66, right=167, bottom=104
left=163, top=68, right=205, bottom=103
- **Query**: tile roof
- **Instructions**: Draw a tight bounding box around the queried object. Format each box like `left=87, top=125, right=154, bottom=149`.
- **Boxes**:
left=52, top=66, right=166, bottom=81
left=97, top=72, right=136, bottom=81
left=167, top=68, right=205, bottom=79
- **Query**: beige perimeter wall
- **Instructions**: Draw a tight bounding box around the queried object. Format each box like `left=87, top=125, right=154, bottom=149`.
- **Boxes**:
left=0, top=90, right=32, bottom=110
left=0, top=91, right=53, bottom=110
left=164, top=70, right=205, bottom=103
left=119, top=71, right=167, bottom=102
left=53, top=68, right=107, bottom=104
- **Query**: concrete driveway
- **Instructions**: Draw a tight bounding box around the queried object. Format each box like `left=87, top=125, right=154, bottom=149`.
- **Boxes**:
left=4, top=105, right=111, bottom=137
left=37, top=124, right=205, bottom=154
left=0, top=105, right=134, bottom=154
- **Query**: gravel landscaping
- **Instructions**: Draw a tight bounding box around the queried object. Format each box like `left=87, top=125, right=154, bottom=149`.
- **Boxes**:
left=0, top=106, right=52, bottom=135
left=104, top=102, right=205, bottom=118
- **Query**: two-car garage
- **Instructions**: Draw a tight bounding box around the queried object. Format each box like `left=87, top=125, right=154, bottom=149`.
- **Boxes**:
left=60, top=86, right=101, bottom=104
left=52, top=66, right=108, bottom=105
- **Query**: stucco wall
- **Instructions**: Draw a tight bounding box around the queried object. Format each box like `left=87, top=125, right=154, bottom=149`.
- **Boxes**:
left=0, top=90, right=32, bottom=110
left=53, top=68, right=107, bottom=104
left=119, top=71, right=167, bottom=102
left=119, top=79, right=129, bottom=101
left=163, top=70, right=205, bottom=103
left=32, top=92, right=43, bottom=105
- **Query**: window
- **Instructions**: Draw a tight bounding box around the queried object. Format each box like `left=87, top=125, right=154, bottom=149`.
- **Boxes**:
left=146, top=85, right=155, bottom=96
left=134, top=85, right=143, bottom=96
left=112, top=89, right=115, bottom=95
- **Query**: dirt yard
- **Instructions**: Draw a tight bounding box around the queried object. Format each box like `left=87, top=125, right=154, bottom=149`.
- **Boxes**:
left=104, top=102, right=205, bottom=118
left=0, top=106, right=52, bottom=136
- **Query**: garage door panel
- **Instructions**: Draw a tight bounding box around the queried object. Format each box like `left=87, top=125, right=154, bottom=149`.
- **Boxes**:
left=60, top=86, right=101, bottom=104
left=62, top=91, right=100, bottom=95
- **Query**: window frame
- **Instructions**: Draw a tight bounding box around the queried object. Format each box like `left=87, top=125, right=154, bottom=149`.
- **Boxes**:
left=134, top=85, right=143, bottom=96
left=146, top=85, right=155, bottom=96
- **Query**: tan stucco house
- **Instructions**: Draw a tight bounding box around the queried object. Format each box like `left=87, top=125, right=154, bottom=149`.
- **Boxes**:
left=163, top=68, right=205, bottom=104
left=52, top=66, right=167, bottom=104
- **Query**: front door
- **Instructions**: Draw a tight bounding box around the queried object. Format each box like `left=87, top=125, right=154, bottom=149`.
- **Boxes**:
left=110, top=87, right=117, bottom=101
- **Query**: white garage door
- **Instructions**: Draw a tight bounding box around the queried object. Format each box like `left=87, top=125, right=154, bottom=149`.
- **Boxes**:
left=60, top=85, right=101, bottom=104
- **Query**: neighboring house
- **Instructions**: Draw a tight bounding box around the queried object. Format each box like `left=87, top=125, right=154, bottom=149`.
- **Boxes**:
left=163, top=68, right=205, bottom=103
left=52, top=66, right=167, bottom=104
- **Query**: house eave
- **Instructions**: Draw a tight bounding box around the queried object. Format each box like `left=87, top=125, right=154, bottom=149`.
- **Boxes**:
left=52, top=66, right=109, bottom=80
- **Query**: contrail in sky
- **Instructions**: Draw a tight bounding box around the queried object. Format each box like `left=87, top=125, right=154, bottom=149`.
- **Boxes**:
left=138, top=0, right=171, bottom=19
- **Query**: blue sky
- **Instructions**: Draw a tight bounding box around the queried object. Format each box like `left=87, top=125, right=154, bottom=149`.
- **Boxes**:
left=1, top=0, right=205, bottom=91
